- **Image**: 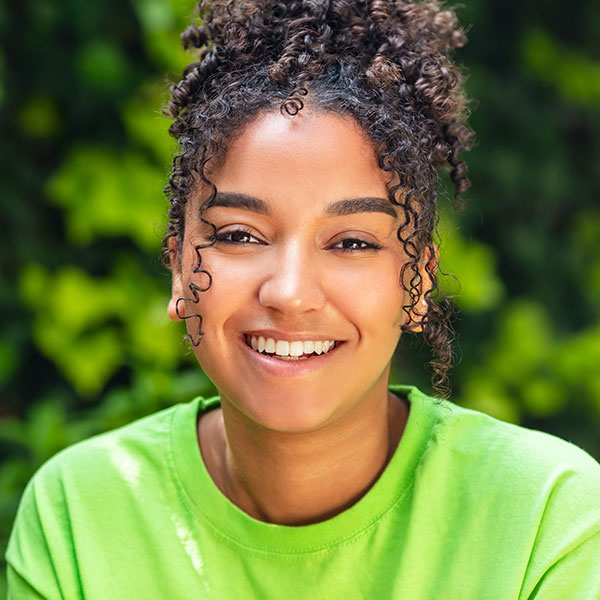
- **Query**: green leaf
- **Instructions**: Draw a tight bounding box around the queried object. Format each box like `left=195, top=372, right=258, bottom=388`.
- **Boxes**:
left=438, top=215, right=505, bottom=312
left=460, top=375, right=520, bottom=424
left=521, top=377, right=566, bottom=418
left=122, top=83, right=176, bottom=164
left=34, top=321, right=124, bottom=397
left=522, top=29, right=600, bottom=106
left=76, top=40, right=131, bottom=94
left=47, top=147, right=166, bottom=251
left=132, top=0, right=191, bottom=72
left=19, top=261, right=183, bottom=396
left=488, top=300, right=554, bottom=385
left=18, top=95, right=62, bottom=138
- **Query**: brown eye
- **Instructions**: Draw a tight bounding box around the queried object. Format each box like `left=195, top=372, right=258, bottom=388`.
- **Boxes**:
left=332, top=238, right=382, bottom=252
left=214, top=228, right=263, bottom=245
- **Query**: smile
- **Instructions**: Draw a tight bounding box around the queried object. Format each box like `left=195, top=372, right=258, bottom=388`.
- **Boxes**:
left=245, top=335, right=338, bottom=361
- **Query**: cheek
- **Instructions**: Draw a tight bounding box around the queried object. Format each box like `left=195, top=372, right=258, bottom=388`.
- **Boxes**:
left=181, top=252, right=262, bottom=328
left=327, top=259, right=406, bottom=328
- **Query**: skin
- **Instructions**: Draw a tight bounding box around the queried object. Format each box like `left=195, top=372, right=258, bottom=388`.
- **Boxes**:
left=168, top=107, right=429, bottom=525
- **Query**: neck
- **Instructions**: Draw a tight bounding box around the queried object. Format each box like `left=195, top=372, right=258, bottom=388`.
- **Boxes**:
left=198, top=387, right=409, bottom=525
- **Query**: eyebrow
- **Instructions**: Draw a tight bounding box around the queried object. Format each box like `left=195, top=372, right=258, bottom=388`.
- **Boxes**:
left=202, top=192, right=270, bottom=215
left=202, top=192, right=397, bottom=218
left=326, top=197, right=397, bottom=218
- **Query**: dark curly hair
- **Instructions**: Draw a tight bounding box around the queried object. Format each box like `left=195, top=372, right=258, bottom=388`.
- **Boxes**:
left=163, top=0, right=473, bottom=397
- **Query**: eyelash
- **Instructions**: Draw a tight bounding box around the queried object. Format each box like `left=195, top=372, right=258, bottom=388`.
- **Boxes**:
left=331, top=239, right=383, bottom=252
left=213, top=228, right=262, bottom=245
left=213, top=228, right=382, bottom=252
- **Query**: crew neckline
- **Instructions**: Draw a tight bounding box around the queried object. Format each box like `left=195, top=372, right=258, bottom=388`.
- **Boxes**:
left=169, top=385, right=440, bottom=554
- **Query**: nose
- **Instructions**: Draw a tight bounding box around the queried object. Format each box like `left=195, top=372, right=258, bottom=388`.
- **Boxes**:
left=258, top=242, right=326, bottom=314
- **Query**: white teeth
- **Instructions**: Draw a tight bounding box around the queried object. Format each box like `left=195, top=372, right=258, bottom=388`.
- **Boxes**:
left=290, top=341, right=304, bottom=357
left=275, top=340, right=289, bottom=356
left=248, top=336, right=337, bottom=358
left=265, top=337, right=276, bottom=353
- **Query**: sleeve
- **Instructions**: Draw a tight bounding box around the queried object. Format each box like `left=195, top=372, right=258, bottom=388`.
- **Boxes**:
left=5, top=460, right=82, bottom=600
left=519, top=444, right=600, bottom=600
left=526, top=532, right=600, bottom=599
left=7, top=564, right=54, bottom=600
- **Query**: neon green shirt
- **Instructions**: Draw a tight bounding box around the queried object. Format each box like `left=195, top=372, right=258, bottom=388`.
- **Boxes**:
left=6, top=386, right=600, bottom=599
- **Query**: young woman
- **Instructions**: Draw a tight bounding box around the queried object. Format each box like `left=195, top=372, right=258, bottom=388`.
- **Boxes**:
left=7, top=1, right=600, bottom=598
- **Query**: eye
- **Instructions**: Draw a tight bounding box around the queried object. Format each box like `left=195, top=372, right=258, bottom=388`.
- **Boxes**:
left=331, top=238, right=383, bottom=252
left=214, top=228, right=264, bottom=245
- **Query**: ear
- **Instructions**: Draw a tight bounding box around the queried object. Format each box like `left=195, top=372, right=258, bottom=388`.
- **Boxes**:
left=167, top=236, right=185, bottom=322
left=405, top=246, right=438, bottom=333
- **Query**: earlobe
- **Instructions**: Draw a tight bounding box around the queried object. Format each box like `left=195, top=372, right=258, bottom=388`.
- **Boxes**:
left=406, top=296, right=429, bottom=333
left=168, top=275, right=185, bottom=322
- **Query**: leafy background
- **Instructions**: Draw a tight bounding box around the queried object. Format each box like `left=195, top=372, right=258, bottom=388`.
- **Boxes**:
left=1, top=0, right=599, bottom=592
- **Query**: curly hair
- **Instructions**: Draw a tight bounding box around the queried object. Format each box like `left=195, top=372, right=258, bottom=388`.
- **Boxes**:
left=163, top=0, right=473, bottom=397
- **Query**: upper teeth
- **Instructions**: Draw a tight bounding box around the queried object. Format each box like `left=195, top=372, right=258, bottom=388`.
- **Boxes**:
left=249, top=336, right=336, bottom=356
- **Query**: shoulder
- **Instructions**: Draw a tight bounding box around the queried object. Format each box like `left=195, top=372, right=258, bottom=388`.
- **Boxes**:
left=24, top=401, right=191, bottom=500
left=6, top=400, right=204, bottom=596
left=437, top=400, right=600, bottom=479
left=399, top=385, right=600, bottom=497
left=6, top=401, right=196, bottom=575
left=428, top=398, right=600, bottom=527
left=418, top=397, right=600, bottom=592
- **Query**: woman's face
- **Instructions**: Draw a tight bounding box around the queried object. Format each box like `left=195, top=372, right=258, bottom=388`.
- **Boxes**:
left=169, top=108, right=414, bottom=432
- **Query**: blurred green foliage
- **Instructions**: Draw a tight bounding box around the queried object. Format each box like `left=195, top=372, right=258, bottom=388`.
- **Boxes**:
left=1, top=0, right=600, bottom=594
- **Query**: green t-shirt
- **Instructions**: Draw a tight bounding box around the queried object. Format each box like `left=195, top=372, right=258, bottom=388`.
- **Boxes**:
left=6, top=386, right=600, bottom=599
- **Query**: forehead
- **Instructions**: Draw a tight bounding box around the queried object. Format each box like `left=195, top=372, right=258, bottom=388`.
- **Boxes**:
left=204, top=108, right=392, bottom=211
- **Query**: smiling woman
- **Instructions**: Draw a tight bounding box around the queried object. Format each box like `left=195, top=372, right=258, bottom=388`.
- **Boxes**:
left=170, top=110, right=411, bottom=438
left=6, top=0, right=600, bottom=598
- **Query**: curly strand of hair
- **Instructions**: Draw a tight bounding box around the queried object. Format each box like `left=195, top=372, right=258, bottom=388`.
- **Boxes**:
left=172, top=232, right=216, bottom=348
left=422, top=234, right=456, bottom=398
left=444, top=120, right=473, bottom=202
left=364, top=54, right=404, bottom=92
left=181, top=23, right=209, bottom=50
left=378, top=150, right=455, bottom=399
left=175, top=142, right=222, bottom=348
left=423, top=298, right=455, bottom=398
left=280, top=85, right=307, bottom=115
left=161, top=137, right=202, bottom=267
left=175, top=236, right=215, bottom=347
left=175, top=280, right=205, bottom=347
left=368, top=0, right=391, bottom=25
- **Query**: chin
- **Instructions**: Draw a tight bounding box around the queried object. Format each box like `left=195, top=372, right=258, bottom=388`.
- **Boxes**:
left=223, top=387, right=347, bottom=434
